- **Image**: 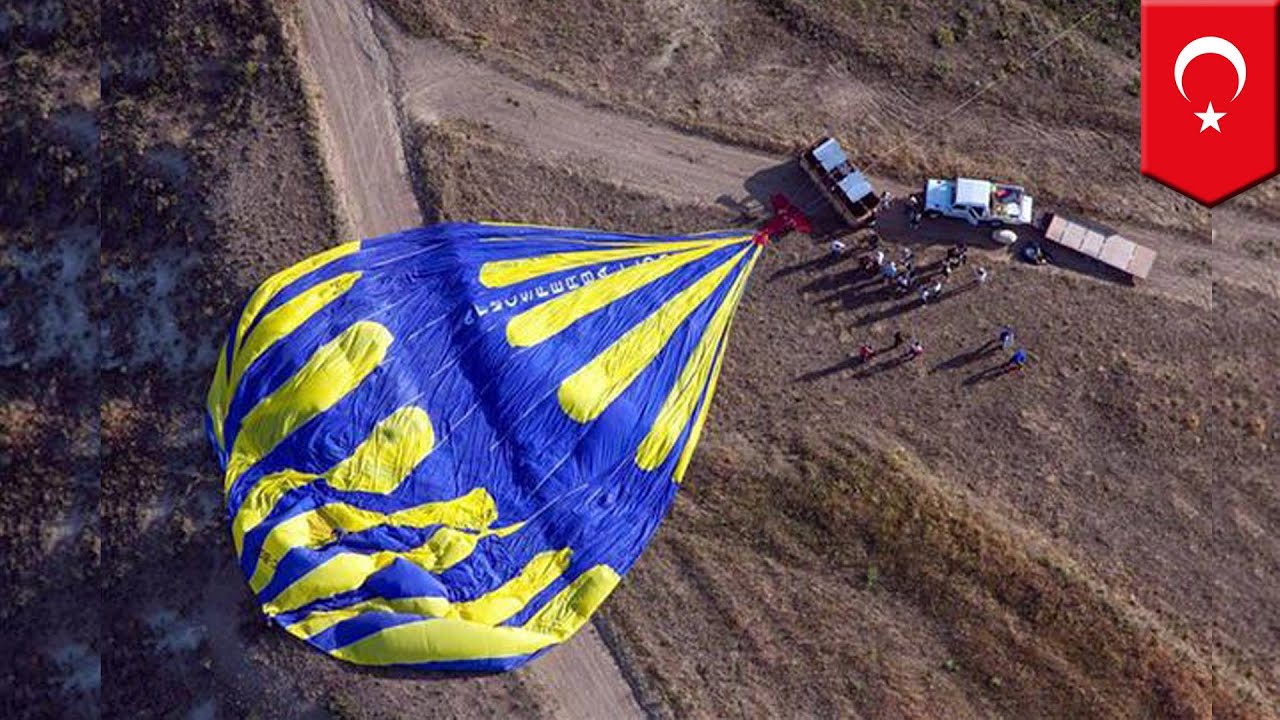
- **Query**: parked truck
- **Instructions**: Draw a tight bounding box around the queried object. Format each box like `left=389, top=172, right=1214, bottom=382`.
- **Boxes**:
left=923, top=177, right=1034, bottom=227
left=799, top=137, right=879, bottom=226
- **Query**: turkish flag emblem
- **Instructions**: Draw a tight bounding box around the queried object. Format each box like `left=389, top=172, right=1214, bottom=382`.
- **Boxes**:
left=1141, top=0, right=1279, bottom=206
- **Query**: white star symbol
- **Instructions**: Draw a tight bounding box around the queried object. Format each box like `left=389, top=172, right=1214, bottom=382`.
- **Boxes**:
left=1194, top=101, right=1226, bottom=133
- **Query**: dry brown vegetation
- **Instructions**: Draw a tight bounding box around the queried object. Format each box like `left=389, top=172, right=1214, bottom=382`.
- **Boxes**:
left=95, top=0, right=350, bottom=713
left=4, top=0, right=351, bottom=717
left=2, top=3, right=101, bottom=718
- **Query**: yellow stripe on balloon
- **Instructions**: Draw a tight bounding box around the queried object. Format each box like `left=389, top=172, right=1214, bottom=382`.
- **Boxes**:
left=263, top=521, right=524, bottom=616
left=247, top=488, right=497, bottom=594
left=207, top=339, right=230, bottom=449
left=284, top=548, right=572, bottom=638
left=635, top=250, right=753, bottom=471
left=234, top=241, right=361, bottom=351
left=325, top=405, right=434, bottom=493
left=558, top=247, right=748, bottom=423
left=232, top=469, right=313, bottom=557
left=224, top=321, right=393, bottom=491
left=325, top=564, right=620, bottom=665
left=330, top=617, right=556, bottom=665
left=286, top=596, right=452, bottom=640
left=522, top=564, right=621, bottom=639
left=478, top=237, right=740, bottom=289
left=211, top=272, right=363, bottom=452
left=506, top=243, right=726, bottom=348
left=672, top=249, right=759, bottom=482
left=232, top=405, right=435, bottom=556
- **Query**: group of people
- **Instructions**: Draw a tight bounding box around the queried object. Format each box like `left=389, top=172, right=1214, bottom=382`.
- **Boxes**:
left=834, top=234, right=987, bottom=304
left=822, top=192, right=1034, bottom=376
left=857, top=325, right=1033, bottom=373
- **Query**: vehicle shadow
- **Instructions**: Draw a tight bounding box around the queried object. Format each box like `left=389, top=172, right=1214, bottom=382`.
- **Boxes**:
left=741, top=159, right=848, bottom=237
left=1012, top=235, right=1134, bottom=286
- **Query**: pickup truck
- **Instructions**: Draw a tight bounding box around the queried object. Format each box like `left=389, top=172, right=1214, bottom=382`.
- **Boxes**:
left=923, top=177, right=1034, bottom=227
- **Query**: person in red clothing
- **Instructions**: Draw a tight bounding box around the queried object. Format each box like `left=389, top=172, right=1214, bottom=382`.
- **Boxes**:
left=858, top=344, right=875, bottom=362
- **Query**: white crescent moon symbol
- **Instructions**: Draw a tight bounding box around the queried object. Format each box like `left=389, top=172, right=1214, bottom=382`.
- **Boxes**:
left=1175, top=36, right=1247, bottom=102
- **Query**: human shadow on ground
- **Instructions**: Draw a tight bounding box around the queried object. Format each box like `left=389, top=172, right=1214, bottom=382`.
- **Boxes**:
left=817, top=280, right=900, bottom=312
left=803, top=265, right=883, bottom=296
left=932, top=342, right=1001, bottom=373
left=769, top=252, right=845, bottom=282
left=962, top=361, right=1019, bottom=386
left=797, top=348, right=916, bottom=382
left=851, top=279, right=982, bottom=326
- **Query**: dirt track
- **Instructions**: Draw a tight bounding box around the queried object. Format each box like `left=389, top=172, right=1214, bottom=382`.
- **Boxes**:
left=373, top=5, right=1276, bottom=310
left=298, top=1, right=647, bottom=716
left=302, top=0, right=1280, bottom=313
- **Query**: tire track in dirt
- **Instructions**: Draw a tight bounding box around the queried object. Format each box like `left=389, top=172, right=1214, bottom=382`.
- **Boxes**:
left=298, top=0, right=419, bottom=238
left=297, top=2, right=647, bottom=717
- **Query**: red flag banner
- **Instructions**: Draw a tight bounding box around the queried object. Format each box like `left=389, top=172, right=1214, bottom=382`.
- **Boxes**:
left=1142, top=0, right=1279, bottom=206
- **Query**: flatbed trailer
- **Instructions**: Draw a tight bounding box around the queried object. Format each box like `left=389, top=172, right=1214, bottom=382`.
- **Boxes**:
left=1042, top=214, right=1157, bottom=279
left=799, top=137, right=879, bottom=226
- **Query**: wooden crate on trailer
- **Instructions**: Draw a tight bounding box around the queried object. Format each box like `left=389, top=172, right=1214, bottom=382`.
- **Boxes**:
left=1043, top=213, right=1157, bottom=280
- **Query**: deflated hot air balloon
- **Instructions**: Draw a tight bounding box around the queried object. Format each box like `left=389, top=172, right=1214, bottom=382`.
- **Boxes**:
left=208, top=204, right=806, bottom=672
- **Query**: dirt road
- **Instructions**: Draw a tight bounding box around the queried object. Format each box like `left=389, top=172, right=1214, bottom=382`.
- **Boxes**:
left=372, top=9, right=1276, bottom=309
left=298, top=1, right=647, bottom=717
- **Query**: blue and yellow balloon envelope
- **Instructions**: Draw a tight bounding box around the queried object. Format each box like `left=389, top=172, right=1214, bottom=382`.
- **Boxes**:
left=207, top=222, right=760, bottom=672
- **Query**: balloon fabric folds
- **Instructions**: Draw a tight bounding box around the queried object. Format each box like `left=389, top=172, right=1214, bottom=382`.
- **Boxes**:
left=207, top=222, right=761, bottom=672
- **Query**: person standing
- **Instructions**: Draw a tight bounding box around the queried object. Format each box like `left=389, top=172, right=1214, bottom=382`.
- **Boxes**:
left=905, top=194, right=920, bottom=217
left=881, top=260, right=898, bottom=282
left=830, top=239, right=846, bottom=256
left=975, top=266, right=989, bottom=285
left=999, top=326, right=1015, bottom=350
left=859, top=344, right=876, bottom=362
left=908, top=339, right=924, bottom=359
left=1007, top=348, right=1030, bottom=371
